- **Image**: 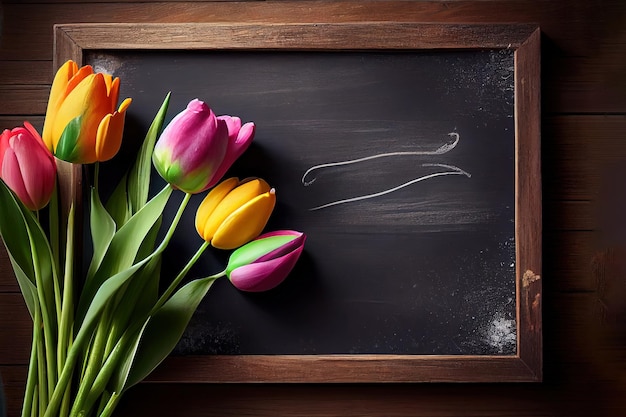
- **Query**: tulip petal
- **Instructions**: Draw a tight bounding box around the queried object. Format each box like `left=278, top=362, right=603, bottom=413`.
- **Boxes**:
left=229, top=244, right=304, bottom=292
left=256, top=231, right=305, bottom=263
left=212, top=188, right=276, bottom=250
left=48, top=65, right=96, bottom=151
left=226, top=232, right=304, bottom=274
left=42, top=60, right=79, bottom=149
left=64, top=65, right=95, bottom=98
left=217, top=115, right=242, bottom=140
left=195, top=177, right=239, bottom=241
left=0, top=129, right=10, bottom=168
left=206, top=121, right=255, bottom=189
left=95, top=97, right=132, bottom=162
left=202, top=178, right=270, bottom=243
left=0, top=125, right=56, bottom=210
left=10, top=132, right=56, bottom=210
left=52, top=73, right=112, bottom=163
left=1, top=149, right=34, bottom=209
left=153, top=100, right=230, bottom=193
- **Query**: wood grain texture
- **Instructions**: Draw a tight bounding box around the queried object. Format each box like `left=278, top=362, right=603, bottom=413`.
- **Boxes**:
left=2, top=1, right=625, bottom=113
left=22, top=20, right=545, bottom=382
left=513, top=27, right=542, bottom=379
left=1, top=0, right=626, bottom=415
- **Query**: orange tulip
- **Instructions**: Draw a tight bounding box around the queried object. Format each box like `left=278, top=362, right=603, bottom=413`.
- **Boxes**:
left=42, top=60, right=132, bottom=164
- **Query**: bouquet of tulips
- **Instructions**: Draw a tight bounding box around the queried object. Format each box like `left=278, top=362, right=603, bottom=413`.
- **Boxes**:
left=0, top=60, right=305, bottom=417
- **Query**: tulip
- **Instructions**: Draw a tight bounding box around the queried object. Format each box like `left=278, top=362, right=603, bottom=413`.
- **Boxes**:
left=225, top=230, right=306, bottom=292
left=195, top=177, right=276, bottom=249
left=152, top=99, right=255, bottom=194
left=0, top=122, right=56, bottom=210
left=42, top=60, right=132, bottom=164
left=212, top=115, right=255, bottom=188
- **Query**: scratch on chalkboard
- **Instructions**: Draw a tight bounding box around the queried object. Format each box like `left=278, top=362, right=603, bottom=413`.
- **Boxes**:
left=302, top=132, right=471, bottom=211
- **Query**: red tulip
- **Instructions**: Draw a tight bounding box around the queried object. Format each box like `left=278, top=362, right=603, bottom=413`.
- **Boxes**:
left=0, top=122, right=57, bottom=210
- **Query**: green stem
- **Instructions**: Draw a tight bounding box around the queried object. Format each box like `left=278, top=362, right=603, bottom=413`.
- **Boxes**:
left=155, top=240, right=210, bottom=311
left=97, top=392, right=120, bottom=417
left=84, top=194, right=214, bottom=409
left=48, top=182, right=63, bottom=327
left=36, top=315, right=48, bottom=413
left=59, top=376, right=72, bottom=417
left=69, top=305, right=112, bottom=417
left=21, top=308, right=41, bottom=417
left=154, top=192, right=191, bottom=253
left=94, top=162, right=100, bottom=193
left=43, top=186, right=188, bottom=417
left=57, top=205, right=75, bottom=373
left=27, top=225, right=57, bottom=401
left=30, top=388, right=38, bottom=417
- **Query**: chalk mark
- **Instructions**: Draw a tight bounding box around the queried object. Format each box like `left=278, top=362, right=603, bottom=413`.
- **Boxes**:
left=307, top=163, right=471, bottom=211
left=301, top=132, right=460, bottom=186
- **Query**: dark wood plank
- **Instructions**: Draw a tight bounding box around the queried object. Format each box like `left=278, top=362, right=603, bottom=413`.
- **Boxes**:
left=0, top=86, right=49, bottom=115
left=545, top=115, right=626, bottom=200
left=2, top=1, right=625, bottom=60
left=0, top=294, right=31, bottom=365
left=0, top=0, right=625, bottom=415
left=0, top=117, right=44, bottom=132
left=0, top=61, right=52, bottom=85
left=3, top=291, right=624, bottom=416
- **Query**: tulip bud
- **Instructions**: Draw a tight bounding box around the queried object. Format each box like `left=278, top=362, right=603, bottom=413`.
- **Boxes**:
left=152, top=100, right=255, bottom=194
left=42, top=60, right=132, bottom=163
left=195, top=177, right=276, bottom=249
left=0, top=122, right=57, bottom=210
left=226, top=230, right=306, bottom=292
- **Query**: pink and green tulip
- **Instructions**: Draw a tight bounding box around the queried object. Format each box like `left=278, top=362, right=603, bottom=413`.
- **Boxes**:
left=152, top=99, right=255, bottom=194
left=225, top=230, right=306, bottom=292
left=0, top=122, right=57, bottom=211
left=42, top=60, right=132, bottom=164
left=195, top=177, right=276, bottom=250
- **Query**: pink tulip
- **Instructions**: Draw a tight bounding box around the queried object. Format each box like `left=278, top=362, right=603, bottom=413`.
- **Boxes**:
left=0, top=122, right=57, bottom=210
left=211, top=115, right=255, bottom=189
left=152, top=99, right=254, bottom=194
left=225, top=230, right=306, bottom=292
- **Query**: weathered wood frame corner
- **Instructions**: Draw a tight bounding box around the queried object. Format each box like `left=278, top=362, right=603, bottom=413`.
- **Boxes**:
left=54, top=22, right=542, bottom=383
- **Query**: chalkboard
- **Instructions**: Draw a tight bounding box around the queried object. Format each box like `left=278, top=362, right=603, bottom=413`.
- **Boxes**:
left=55, top=22, right=542, bottom=382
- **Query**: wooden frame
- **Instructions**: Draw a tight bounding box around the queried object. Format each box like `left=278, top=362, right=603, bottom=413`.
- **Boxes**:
left=54, top=22, right=541, bottom=383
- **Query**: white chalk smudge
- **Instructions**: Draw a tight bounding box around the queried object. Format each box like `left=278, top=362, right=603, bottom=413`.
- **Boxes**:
left=302, top=132, right=471, bottom=211
left=483, top=313, right=516, bottom=354
left=301, top=132, right=460, bottom=186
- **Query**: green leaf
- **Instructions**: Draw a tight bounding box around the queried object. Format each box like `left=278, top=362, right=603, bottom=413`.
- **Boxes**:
left=122, top=276, right=218, bottom=391
left=87, top=187, right=117, bottom=280
left=104, top=253, right=161, bottom=356
left=76, top=185, right=173, bottom=326
left=110, top=318, right=150, bottom=393
left=0, top=179, right=36, bottom=281
left=6, top=251, right=38, bottom=318
left=55, top=115, right=82, bottom=162
left=128, top=92, right=171, bottom=213
left=104, top=92, right=170, bottom=227
left=0, top=179, right=56, bottom=320
left=104, top=173, right=131, bottom=227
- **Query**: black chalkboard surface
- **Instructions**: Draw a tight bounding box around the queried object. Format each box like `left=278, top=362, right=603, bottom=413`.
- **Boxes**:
left=91, top=49, right=516, bottom=355
left=56, top=24, right=540, bottom=381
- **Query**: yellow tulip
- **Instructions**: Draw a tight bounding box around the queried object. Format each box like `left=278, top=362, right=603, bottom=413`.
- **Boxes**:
left=195, top=177, right=276, bottom=249
left=42, top=60, right=132, bottom=164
